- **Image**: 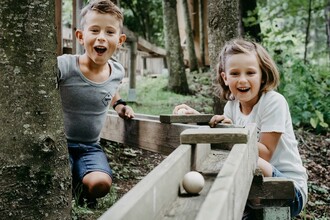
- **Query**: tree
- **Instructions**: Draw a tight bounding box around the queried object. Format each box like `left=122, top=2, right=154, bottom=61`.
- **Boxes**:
left=207, top=0, right=241, bottom=114
left=239, top=0, right=261, bottom=42
left=162, top=0, right=190, bottom=94
left=0, top=1, right=71, bottom=219
left=182, top=0, right=199, bottom=72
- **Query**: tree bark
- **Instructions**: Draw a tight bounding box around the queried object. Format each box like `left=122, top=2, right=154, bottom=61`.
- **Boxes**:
left=163, top=0, right=190, bottom=94
left=207, top=0, right=240, bottom=114
left=0, top=1, right=71, bottom=219
left=304, top=0, right=312, bottom=63
left=182, top=0, right=199, bottom=72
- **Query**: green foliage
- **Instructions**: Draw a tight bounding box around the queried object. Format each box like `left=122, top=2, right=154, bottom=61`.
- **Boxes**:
left=277, top=58, right=329, bottom=132
left=259, top=0, right=329, bottom=133
left=121, top=0, right=164, bottom=46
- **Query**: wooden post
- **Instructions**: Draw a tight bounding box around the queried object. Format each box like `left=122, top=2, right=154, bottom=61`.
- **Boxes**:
left=72, top=0, right=84, bottom=54
left=55, top=0, right=62, bottom=55
left=128, top=40, right=137, bottom=102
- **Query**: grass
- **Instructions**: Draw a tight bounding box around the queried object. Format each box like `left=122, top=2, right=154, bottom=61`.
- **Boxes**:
left=118, top=72, right=214, bottom=115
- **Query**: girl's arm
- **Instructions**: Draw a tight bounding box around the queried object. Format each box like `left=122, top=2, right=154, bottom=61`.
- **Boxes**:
left=258, top=132, right=282, bottom=161
left=172, top=104, right=200, bottom=114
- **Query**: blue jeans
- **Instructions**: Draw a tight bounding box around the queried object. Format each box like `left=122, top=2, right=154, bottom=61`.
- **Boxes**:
left=67, top=141, right=113, bottom=187
left=272, top=166, right=303, bottom=217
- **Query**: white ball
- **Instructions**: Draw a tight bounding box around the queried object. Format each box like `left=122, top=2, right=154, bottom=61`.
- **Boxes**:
left=177, top=108, right=187, bottom=115
left=182, top=171, right=205, bottom=194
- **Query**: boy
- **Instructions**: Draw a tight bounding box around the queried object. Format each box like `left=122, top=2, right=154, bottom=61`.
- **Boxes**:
left=57, top=0, right=134, bottom=207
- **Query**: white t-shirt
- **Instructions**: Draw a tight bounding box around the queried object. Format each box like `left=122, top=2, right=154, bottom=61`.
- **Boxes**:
left=224, top=90, right=308, bottom=206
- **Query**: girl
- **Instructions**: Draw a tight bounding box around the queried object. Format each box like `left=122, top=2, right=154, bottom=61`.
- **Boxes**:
left=173, top=38, right=307, bottom=217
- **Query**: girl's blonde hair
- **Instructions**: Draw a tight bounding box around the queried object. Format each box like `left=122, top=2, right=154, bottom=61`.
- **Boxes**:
left=216, top=38, right=280, bottom=100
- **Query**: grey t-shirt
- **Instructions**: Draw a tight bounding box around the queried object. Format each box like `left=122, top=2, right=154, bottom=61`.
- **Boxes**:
left=57, top=54, right=124, bottom=143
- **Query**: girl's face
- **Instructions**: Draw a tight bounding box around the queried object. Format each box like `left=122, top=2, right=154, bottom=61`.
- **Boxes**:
left=76, top=11, right=126, bottom=65
left=221, top=53, right=263, bottom=110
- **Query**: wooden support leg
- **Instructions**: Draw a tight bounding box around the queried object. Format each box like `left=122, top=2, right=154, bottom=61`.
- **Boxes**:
left=263, top=207, right=290, bottom=220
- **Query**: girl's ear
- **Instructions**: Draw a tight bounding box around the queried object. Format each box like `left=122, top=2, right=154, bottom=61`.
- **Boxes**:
left=220, top=72, right=228, bottom=85
left=75, top=29, right=84, bottom=45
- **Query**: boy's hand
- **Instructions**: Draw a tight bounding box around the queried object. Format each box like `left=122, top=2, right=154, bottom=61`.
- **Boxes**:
left=208, top=115, right=232, bottom=128
left=116, top=105, right=135, bottom=119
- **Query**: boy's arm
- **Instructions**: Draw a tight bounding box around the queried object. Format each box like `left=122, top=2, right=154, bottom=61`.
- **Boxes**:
left=111, top=92, right=134, bottom=119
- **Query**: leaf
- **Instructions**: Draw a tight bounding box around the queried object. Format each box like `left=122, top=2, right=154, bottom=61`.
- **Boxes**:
left=310, top=117, right=318, bottom=128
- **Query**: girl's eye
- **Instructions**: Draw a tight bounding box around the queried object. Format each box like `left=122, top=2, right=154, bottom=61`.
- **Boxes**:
left=247, top=71, right=256, bottom=75
left=229, top=72, right=239, bottom=76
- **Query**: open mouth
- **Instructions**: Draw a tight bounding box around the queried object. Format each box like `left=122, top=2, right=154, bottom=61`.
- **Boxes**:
left=237, top=87, right=250, bottom=92
left=94, top=46, right=107, bottom=54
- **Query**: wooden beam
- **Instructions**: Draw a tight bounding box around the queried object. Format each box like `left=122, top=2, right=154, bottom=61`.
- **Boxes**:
left=160, top=114, right=213, bottom=124
left=100, top=111, right=199, bottom=155
left=180, top=127, right=249, bottom=144
left=99, top=144, right=192, bottom=220
left=195, top=124, right=258, bottom=220
left=137, top=37, right=166, bottom=56
left=248, top=177, right=295, bottom=201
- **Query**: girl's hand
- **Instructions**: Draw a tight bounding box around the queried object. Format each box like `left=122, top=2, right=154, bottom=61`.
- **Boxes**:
left=172, top=104, right=200, bottom=115
left=209, top=115, right=233, bottom=128
left=117, top=105, right=135, bottom=119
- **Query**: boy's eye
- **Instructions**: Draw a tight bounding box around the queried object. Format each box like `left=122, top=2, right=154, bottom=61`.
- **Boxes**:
left=91, top=29, right=99, bottom=33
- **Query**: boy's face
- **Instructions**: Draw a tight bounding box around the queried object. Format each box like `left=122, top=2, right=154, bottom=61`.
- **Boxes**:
left=76, top=10, right=126, bottom=65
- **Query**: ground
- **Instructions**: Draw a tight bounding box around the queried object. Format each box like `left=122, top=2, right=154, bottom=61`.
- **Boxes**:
left=97, top=129, right=329, bottom=219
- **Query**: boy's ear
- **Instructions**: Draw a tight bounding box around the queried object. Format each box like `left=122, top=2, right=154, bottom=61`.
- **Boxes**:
left=117, top=34, right=126, bottom=47
left=220, top=72, right=228, bottom=85
left=75, top=29, right=84, bottom=45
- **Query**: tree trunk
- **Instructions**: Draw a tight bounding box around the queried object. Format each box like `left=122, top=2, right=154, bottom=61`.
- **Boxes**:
left=163, top=0, right=190, bottom=94
left=198, top=0, right=206, bottom=69
left=207, top=0, right=240, bottom=114
left=182, top=0, right=199, bottom=72
left=326, top=0, right=330, bottom=61
left=0, top=1, right=71, bottom=219
left=239, top=0, right=261, bottom=42
left=304, top=0, right=312, bottom=63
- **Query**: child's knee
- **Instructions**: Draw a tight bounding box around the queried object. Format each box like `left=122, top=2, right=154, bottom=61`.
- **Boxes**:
left=257, top=157, right=272, bottom=177
left=83, top=171, right=112, bottom=198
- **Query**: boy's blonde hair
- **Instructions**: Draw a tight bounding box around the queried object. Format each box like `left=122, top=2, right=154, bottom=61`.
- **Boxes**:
left=216, top=38, right=280, bottom=101
left=80, top=0, right=124, bottom=29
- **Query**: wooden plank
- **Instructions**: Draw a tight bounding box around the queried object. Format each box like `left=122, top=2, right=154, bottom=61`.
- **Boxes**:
left=180, top=127, right=249, bottom=145
left=248, top=177, right=295, bottom=201
left=137, top=37, right=166, bottom=56
left=100, top=111, right=198, bottom=155
left=195, top=124, right=258, bottom=220
left=160, top=114, right=213, bottom=124
left=99, top=144, right=192, bottom=220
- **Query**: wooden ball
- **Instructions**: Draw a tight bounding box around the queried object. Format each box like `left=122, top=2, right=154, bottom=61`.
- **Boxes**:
left=182, top=171, right=205, bottom=194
